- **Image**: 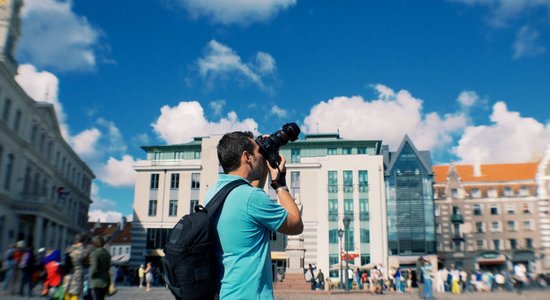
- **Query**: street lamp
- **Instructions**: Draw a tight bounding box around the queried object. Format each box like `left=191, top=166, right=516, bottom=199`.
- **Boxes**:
left=343, top=215, right=351, bottom=292
left=338, top=228, right=344, bottom=289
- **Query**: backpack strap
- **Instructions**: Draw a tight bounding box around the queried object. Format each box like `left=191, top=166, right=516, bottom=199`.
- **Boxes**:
left=204, top=179, right=249, bottom=218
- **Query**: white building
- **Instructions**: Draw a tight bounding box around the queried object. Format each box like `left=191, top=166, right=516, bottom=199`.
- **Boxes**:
left=0, top=0, right=94, bottom=252
left=130, top=133, right=388, bottom=281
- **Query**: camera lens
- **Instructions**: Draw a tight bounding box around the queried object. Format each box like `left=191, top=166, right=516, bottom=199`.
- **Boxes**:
left=256, top=123, right=301, bottom=168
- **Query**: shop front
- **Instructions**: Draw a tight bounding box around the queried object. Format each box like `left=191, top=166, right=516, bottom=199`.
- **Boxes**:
left=476, top=251, right=508, bottom=272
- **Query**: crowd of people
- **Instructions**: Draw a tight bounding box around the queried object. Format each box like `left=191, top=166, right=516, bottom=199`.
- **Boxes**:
left=304, top=259, right=550, bottom=299
left=0, top=233, right=114, bottom=299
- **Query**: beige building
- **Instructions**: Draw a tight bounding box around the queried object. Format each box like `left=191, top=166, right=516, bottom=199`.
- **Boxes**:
left=0, top=0, right=94, bottom=252
left=433, top=162, right=544, bottom=272
left=130, top=133, right=389, bottom=281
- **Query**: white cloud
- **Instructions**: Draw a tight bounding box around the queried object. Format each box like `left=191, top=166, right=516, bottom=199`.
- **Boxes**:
left=457, top=90, right=479, bottom=108
left=302, top=84, right=468, bottom=151
left=197, top=40, right=276, bottom=91
left=453, top=101, right=550, bottom=163
left=177, top=0, right=296, bottom=25
left=97, top=118, right=127, bottom=154
left=71, top=128, right=101, bottom=158
left=88, top=210, right=123, bottom=223
left=97, top=155, right=137, bottom=187
left=209, top=99, right=226, bottom=116
left=15, top=64, right=70, bottom=138
left=152, top=101, right=258, bottom=144
left=513, top=25, right=546, bottom=59
left=270, top=105, right=289, bottom=118
left=132, top=133, right=151, bottom=146
left=451, top=0, right=550, bottom=27
left=19, top=0, right=101, bottom=71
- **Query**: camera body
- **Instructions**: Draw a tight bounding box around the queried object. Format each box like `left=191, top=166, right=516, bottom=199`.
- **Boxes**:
left=256, top=123, right=301, bottom=168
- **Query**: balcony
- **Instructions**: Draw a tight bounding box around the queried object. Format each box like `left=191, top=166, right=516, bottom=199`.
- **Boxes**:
left=451, top=214, right=464, bottom=223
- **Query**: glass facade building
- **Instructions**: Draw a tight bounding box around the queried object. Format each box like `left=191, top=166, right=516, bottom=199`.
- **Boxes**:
left=384, top=136, right=436, bottom=256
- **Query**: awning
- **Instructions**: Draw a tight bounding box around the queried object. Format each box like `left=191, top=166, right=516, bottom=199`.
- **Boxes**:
left=513, top=251, right=536, bottom=262
left=271, top=251, right=289, bottom=260
left=477, top=252, right=506, bottom=265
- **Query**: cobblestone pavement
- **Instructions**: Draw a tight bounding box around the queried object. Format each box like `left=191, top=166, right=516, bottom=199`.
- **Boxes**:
left=2, top=287, right=550, bottom=299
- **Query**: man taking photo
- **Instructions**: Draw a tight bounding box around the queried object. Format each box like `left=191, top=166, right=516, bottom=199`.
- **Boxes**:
left=205, top=131, right=303, bottom=299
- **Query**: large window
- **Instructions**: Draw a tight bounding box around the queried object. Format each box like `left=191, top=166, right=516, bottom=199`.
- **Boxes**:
left=328, top=199, right=338, bottom=221
left=148, top=200, right=157, bottom=216
left=2, top=98, right=11, bottom=122
left=357, top=147, right=367, bottom=154
left=191, top=173, right=200, bottom=189
left=507, top=221, right=516, bottom=231
left=190, top=200, right=199, bottom=213
left=358, top=170, right=368, bottom=192
left=328, top=171, right=338, bottom=193
left=526, top=238, right=533, bottom=249
left=342, top=147, right=352, bottom=155
left=360, top=229, right=370, bottom=243
left=359, top=199, right=369, bottom=220
left=343, top=170, right=353, bottom=193
left=509, top=239, right=518, bottom=250
left=13, top=110, right=21, bottom=132
left=329, top=229, right=339, bottom=244
left=3, top=154, right=14, bottom=190
left=473, top=204, right=483, bottom=216
left=150, top=174, right=159, bottom=189
left=471, top=188, right=481, bottom=198
left=475, top=222, right=484, bottom=233
left=290, top=171, right=300, bottom=198
left=491, top=221, right=501, bottom=232
left=290, top=149, right=301, bottom=163
left=327, top=148, right=337, bottom=155
left=169, top=200, right=178, bottom=216
left=490, top=205, right=499, bottom=215
left=170, top=173, right=180, bottom=189
left=493, top=239, right=501, bottom=251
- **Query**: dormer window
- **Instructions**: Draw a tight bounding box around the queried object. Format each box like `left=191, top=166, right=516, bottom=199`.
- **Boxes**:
left=504, top=187, right=513, bottom=197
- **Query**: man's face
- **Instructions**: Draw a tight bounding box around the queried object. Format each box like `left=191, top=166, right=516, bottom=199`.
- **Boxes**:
left=247, top=139, right=268, bottom=180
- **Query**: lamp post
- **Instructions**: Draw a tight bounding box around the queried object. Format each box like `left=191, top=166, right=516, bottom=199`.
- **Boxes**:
left=338, top=228, right=344, bottom=289
left=343, top=215, right=351, bottom=292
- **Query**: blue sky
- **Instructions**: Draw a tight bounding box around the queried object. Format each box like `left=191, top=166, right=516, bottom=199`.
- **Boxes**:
left=14, top=0, right=550, bottom=221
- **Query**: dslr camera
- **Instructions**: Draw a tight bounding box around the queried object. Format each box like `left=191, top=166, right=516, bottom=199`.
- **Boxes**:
left=256, top=123, right=301, bottom=169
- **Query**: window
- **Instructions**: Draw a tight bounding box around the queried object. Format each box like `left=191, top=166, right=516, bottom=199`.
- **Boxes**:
left=522, top=203, right=532, bottom=214
left=30, top=125, right=38, bottom=144
left=519, top=186, right=530, bottom=196
left=2, top=98, right=11, bottom=122
left=290, top=171, right=300, bottom=198
left=476, top=240, right=485, bottom=250
left=327, top=148, right=336, bottom=155
left=360, top=229, right=370, bottom=243
left=153, top=152, right=161, bottom=161
left=434, top=205, right=440, bottom=216
left=504, top=187, right=513, bottom=197
left=148, top=200, right=157, bottom=216
left=526, top=238, right=533, bottom=249
left=359, top=198, right=369, bottom=220
left=343, top=170, right=353, bottom=193
left=491, top=221, right=501, bottom=232
left=329, top=229, right=339, bottom=244
left=506, top=204, right=516, bottom=215
left=189, top=200, right=199, bottom=213
left=194, top=151, right=201, bottom=159
left=361, top=255, right=370, bottom=266
left=452, top=206, right=461, bottom=215
left=493, top=239, right=501, bottom=251
left=471, top=188, right=481, bottom=198
left=357, top=147, right=366, bottom=154
left=168, top=200, right=178, bottom=216
left=490, top=205, right=499, bottom=215
left=3, top=154, right=14, bottom=190
left=191, top=173, right=200, bottom=189
left=13, top=110, right=21, bottom=132
left=291, top=149, right=301, bottom=163
left=473, top=204, right=483, bottom=216
left=358, top=170, right=368, bottom=192
left=507, top=221, right=516, bottom=231
left=523, top=220, right=533, bottom=230
left=451, top=188, right=458, bottom=198
left=170, top=173, right=180, bottom=189
left=328, top=171, right=338, bottom=193
left=328, top=199, right=338, bottom=221
left=487, top=188, right=498, bottom=198
left=175, top=152, right=183, bottom=160
left=342, top=147, right=352, bottom=155
left=475, top=222, right=485, bottom=233
left=150, top=174, right=159, bottom=189
left=509, top=239, right=518, bottom=250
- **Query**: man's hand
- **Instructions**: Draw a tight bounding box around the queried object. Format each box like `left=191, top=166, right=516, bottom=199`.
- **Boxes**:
left=268, top=155, right=287, bottom=190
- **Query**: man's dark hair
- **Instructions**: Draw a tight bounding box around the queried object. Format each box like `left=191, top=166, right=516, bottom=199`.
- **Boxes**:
left=217, top=131, right=255, bottom=173
left=92, top=236, right=105, bottom=248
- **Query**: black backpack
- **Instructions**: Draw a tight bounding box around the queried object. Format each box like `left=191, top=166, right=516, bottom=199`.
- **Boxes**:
left=162, top=179, right=249, bottom=300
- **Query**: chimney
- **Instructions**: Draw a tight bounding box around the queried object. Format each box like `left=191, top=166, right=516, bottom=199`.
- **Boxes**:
left=473, top=148, right=482, bottom=177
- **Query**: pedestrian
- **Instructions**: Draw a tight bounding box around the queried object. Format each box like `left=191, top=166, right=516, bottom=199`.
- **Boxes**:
left=144, top=262, right=153, bottom=292
left=63, top=233, right=91, bottom=300
left=420, top=259, right=434, bottom=300
left=514, top=263, right=527, bottom=295
left=395, top=267, right=403, bottom=292
left=361, top=270, right=368, bottom=290
left=307, top=264, right=316, bottom=290
left=137, top=265, right=144, bottom=288
left=1, top=243, right=16, bottom=295
left=41, top=249, right=62, bottom=297
left=406, top=269, right=413, bottom=294
left=204, top=130, right=303, bottom=299
left=450, top=265, right=461, bottom=295
left=18, top=246, right=36, bottom=297
left=355, top=268, right=362, bottom=290
left=89, top=236, right=111, bottom=300
left=347, top=268, right=354, bottom=290
left=316, top=269, right=325, bottom=290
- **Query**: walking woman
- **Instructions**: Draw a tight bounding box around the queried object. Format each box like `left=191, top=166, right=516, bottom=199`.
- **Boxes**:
left=89, top=236, right=111, bottom=300
left=144, top=262, right=153, bottom=292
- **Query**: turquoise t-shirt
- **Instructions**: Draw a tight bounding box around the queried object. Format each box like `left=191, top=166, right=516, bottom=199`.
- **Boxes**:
left=205, top=174, right=288, bottom=300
